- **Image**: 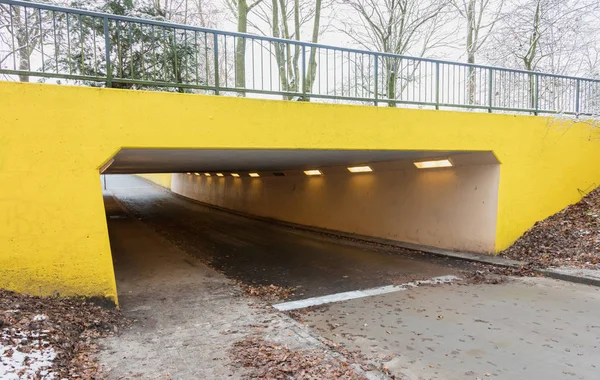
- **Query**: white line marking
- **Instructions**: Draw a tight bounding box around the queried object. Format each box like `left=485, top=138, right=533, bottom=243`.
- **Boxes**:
left=273, top=275, right=460, bottom=311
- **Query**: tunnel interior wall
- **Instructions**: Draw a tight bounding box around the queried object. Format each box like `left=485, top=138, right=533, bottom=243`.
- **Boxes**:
left=137, top=173, right=172, bottom=189
left=171, top=155, right=500, bottom=253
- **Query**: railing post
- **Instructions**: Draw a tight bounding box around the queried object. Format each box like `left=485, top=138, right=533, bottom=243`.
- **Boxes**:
left=103, top=17, right=112, bottom=88
left=301, top=45, right=306, bottom=101
left=435, top=62, right=440, bottom=110
left=534, top=73, right=539, bottom=116
left=213, top=33, right=220, bottom=95
left=575, top=79, right=581, bottom=116
left=373, top=54, right=378, bottom=106
left=488, top=68, right=493, bottom=113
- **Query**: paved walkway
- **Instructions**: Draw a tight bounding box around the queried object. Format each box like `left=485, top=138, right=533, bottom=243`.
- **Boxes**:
left=300, top=277, right=600, bottom=380
left=104, top=175, right=473, bottom=300
left=99, top=192, right=378, bottom=379
left=100, top=175, right=600, bottom=379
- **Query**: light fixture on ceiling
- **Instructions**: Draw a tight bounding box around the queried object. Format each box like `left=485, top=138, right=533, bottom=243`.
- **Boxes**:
left=347, top=165, right=373, bottom=173
left=194, top=172, right=200, bottom=176
left=249, top=173, right=260, bottom=178
left=231, top=173, right=240, bottom=177
left=414, top=159, right=453, bottom=169
left=204, top=173, right=211, bottom=176
left=304, top=169, right=323, bottom=176
left=216, top=173, right=224, bottom=177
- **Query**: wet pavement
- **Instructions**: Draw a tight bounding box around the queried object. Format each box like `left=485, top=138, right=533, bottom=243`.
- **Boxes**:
left=105, top=175, right=474, bottom=300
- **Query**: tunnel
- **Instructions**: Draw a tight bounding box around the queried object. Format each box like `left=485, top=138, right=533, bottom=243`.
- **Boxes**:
left=103, top=148, right=500, bottom=253
left=99, top=148, right=501, bottom=304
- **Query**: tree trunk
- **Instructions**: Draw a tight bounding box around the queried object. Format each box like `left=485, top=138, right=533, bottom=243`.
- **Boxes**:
left=235, top=0, right=248, bottom=95
left=386, top=58, right=397, bottom=107
left=271, top=0, right=291, bottom=98
left=466, top=0, right=475, bottom=105
left=17, top=45, right=30, bottom=82
left=526, top=0, right=541, bottom=111
left=278, top=0, right=296, bottom=98
left=14, top=7, right=33, bottom=83
left=292, top=0, right=300, bottom=94
left=302, top=0, right=322, bottom=99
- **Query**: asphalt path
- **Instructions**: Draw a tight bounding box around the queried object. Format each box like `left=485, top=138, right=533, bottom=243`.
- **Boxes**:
left=105, top=174, right=474, bottom=300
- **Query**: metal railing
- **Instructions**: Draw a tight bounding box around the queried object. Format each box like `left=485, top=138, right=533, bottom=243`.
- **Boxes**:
left=1, top=0, right=599, bottom=115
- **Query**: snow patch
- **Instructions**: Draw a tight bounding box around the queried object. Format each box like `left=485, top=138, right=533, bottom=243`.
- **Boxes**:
left=1, top=330, right=56, bottom=379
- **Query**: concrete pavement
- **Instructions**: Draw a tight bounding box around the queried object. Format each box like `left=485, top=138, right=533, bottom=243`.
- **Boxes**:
left=101, top=175, right=600, bottom=379
left=99, top=192, right=384, bottom=379
left=299, top=277, right=600, bottom=380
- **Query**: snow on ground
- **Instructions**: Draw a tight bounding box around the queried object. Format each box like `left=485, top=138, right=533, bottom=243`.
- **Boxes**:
left=1, top=316, right=56, bottom=380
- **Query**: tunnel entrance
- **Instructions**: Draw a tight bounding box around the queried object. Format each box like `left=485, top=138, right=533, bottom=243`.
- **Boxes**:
left=100, top=149, right=500, bottom=305
left=103, top=148, right=501, bottom=253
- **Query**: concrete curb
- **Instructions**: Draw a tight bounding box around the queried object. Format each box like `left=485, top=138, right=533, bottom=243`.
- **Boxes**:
left=537, top=268, right=600, bottom=287
left=137, top=176, right=600, bottom=289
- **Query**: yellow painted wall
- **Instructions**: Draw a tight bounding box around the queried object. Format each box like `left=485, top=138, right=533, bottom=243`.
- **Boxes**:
left=1, top=81, right=599, bottom=301
left=171, top=155, right=500, bottom=253
left=137, top=174, right=172, bottom=189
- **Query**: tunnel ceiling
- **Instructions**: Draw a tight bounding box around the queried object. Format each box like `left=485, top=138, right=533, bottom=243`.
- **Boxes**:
left=104, top=149, right=470, bottom=174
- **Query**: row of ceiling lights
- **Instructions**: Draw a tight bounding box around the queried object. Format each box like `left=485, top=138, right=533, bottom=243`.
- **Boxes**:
left=184, top=159, right=452, bottom=178
left=185, top=165, right=373, bottom=178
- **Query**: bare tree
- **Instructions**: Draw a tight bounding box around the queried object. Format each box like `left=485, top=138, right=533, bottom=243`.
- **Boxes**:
left=0, top=3, right=47, bottom=82
left=303, top=0, right=322, bottom=95
left=451, top=0, right=503, bottom=104
left=338, top=0, right=453, bottom=106
left=486, top=0, right=600, bottom=110
left=152, top=0, right=224, bottom=26
left=225, top=0, right=264, bottom=93
left=582, top=10, right=600, bottom=79
left=249, top=0, right=325, bottom=99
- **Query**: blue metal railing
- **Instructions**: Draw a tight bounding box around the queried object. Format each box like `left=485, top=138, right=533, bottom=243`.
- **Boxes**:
left=1, top=0, right=599, bottom=115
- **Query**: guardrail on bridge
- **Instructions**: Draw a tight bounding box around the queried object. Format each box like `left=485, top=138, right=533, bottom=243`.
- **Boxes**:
left=1, top=0, right=599, bottom=115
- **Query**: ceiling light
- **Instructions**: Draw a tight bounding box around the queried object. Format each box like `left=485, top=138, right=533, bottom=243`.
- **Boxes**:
left=304, top=169, right=323, bottom=176
left=249, top=173, right=260, bottom=178
left=231, top=173, right=240, bottom=177
left=216, top=173, right=224, bottom=177
left=194, top=172, right=200, bottom=176
left=204, top=173, right=211, bottom=177
left=347, top=166, right=373, bottom=173
left=414, top=159, right=453, bottom=169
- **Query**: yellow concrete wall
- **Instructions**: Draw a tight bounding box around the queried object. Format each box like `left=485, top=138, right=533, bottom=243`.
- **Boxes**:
left=137, top=174, right=172, bottom=189
left=1, top=81, right=599, bottom=301
left=171, top=155, right=500, bottom=253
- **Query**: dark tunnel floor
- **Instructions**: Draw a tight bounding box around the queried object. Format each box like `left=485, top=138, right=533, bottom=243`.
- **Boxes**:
left=104, top=175, right=477, bottom=300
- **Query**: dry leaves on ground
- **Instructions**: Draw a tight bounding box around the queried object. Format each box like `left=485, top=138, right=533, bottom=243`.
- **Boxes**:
left=229, top=337, right=366, bottom=379
left=502, top=186, right=600, bottom=269
left=0, top=289, right=126, bottom=379
left=284, top=305, right=331, bottom=323
left=460, top=263, right=539, bottom=285
left=236, top=282, right=297, bottom=302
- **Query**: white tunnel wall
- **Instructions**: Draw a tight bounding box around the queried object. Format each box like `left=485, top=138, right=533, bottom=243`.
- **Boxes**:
left=171, top=157, right=500, bottom=253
